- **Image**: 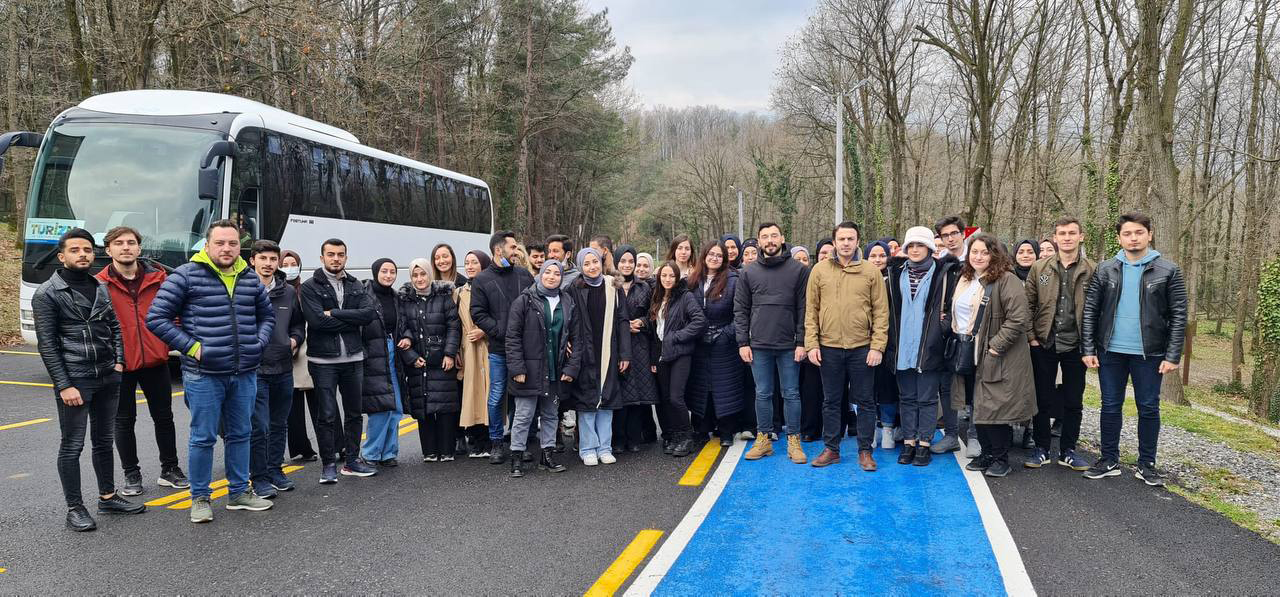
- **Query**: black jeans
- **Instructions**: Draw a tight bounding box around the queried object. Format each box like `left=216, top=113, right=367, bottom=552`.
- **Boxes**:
left=976, top=423, right=1013, bottom=464
left=800, top=362, right=824, bottom=437
left=818, top=346, right=876, bottom=452
left=656, top=356, right=693, bottom=435
left=288, top=388, right=318, bottom=458
left=251, top=372, right=294, bottom=486
left=308, top=361, right=365, bottom=465
left=419, top=411, right=460, bottom=459
left=57, top=383, right=119, bottom=508
left=1031, top=346, right=1086, bottom=455
left=115, top=365, right=178, bottom=474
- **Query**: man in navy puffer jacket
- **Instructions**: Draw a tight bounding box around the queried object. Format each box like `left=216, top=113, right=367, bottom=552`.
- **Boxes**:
left=147, top=220, right=275, bottom=523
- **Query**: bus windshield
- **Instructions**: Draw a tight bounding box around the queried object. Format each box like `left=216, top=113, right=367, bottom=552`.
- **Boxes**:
left=23, top=122, right=221, bottom=278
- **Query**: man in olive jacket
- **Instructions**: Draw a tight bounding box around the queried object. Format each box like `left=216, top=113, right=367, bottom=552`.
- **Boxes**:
left=1024, top=216, right=1095, bottom=471
left=803, top=221, right=889, bottom=472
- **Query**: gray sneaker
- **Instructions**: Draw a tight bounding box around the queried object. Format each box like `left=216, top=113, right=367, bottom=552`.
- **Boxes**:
left=965, top=438, right=982, bottom=458
left=929, top=434, right=961, bottom=454
left=225, top=491, right=273, bottom=512
left=119, top=470, right=144, bottom=496
left=190, top=497, right=213, bottom=523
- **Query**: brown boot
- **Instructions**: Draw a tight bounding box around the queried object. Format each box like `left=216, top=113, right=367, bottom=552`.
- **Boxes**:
left=787, top=435, right=807, bottom=464
left=859, top=450, right=877, bottom=472
left=812, top=448, right=840, bottom=467
left=744, top=434, right=773, bottom=460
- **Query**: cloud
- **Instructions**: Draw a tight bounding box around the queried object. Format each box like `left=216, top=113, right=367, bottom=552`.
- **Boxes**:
left=585, top=0, right=818, bottom=114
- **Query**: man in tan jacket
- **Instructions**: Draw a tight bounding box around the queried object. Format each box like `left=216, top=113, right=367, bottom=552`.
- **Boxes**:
left=804, top=221, right=890, bottom=471
left=1024, top=216, right=1096, bottom=471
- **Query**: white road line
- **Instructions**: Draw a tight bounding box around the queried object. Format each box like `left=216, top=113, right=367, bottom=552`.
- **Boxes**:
left=952, top=452, right=1037, bottom=597
left=623, top=438, right=747, bottom=597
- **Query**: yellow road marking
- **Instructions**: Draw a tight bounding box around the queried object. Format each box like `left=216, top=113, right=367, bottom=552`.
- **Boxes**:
left=398, top=421, right=419, bottom=435
left=166, top=465, right=304, bottom=510
left=677, top=440, right=722, bottom=487
left=0, top=418, right=51, bottom=431
left=584, top=529, right=665, bottom=597
left=0, top=566, right=6, bottom=573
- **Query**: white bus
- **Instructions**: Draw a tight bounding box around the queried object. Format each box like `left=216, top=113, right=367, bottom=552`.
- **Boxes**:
left=2, top=90, right=494, bottom=345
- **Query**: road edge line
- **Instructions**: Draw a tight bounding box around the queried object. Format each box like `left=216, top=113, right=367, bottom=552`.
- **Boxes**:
left=952, top=451, right=1037, bottom=597
left=584, top=529, right=665, bottom=597
left=622, top=438, right=746, bottom=597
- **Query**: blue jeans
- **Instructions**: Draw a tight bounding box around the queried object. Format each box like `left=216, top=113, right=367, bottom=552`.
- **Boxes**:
left=251, top=371, right=294, bottom=488
left=184, top=371, right=256, bottom=498
left=878, top=403, right=898, bottom=427
left=487, top=353, right=507, bottom=442
left=751, top=348, right=801, bottom=436
left=362, top=340, right=404, bottom=461
left=1098, top=351, right=1163, bottom=465
left=578, top=410, right=614, bottom=458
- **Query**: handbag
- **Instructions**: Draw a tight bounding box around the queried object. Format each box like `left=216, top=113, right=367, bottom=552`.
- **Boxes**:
left=701, top=323, right=729, bottom=345
left=947, top=283, right=994, bottom=375
left=421, top=335, right=446, bottom=367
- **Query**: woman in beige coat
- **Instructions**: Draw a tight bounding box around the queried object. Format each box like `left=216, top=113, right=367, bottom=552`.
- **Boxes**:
left=456, top=249, right=492, bottom=457
left=951, top=234, right=1036, bottom=478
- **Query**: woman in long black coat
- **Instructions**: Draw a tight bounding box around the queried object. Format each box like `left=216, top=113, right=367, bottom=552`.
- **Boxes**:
left=567, top=248, right=632, bottom=466
left=397, top=258, right=462, bottom=462
left=360, top=258, right=404, bottom=466
left=613, top=245, right=659, bottom=453
left=685, top=240, right=746, bottom=446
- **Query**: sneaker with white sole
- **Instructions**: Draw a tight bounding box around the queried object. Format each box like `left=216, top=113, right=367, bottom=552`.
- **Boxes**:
left=189, top=497, right=213, bottom=523
left=599, top=452, right=616, bottom=465
left=582, top=453, right=599, bottom=466
left=880, top=427, right=896, bottom=450
left=964, top=438, right=982, bottom=458
left=929, top=434, right=960, bottom=454
left=226, top=491, right=273, bottom=511
left=1135, top=462, right=1164, bottom=486
left=1024, top=448, right=1049, bottom=468
left=1083, top=457, right=1122, bottom=480
left=157, top=467, right=189, bottom=489
left=1057, top=450, right=1090, bottom=471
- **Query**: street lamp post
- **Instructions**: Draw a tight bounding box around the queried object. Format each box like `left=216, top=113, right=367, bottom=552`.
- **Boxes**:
left=727, top=185, right=745, bottom=240
left=811, top=78, right=871, bottom=225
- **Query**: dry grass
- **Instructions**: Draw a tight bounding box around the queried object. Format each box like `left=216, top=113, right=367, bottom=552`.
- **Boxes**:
left=0, top=224, right=22, bottom=345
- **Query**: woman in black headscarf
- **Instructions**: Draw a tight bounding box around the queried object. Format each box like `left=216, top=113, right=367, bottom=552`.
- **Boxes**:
left=614, top=244, right=660, bottom=452
left=1013, top=239, right=1040, bottom=281
left=720, top=234, right=743, bottom=270
left=361, top=258, right=405, bottom=466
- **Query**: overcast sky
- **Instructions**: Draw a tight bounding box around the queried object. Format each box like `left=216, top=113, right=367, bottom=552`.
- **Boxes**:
left=583, top=0, right=819, bottom=113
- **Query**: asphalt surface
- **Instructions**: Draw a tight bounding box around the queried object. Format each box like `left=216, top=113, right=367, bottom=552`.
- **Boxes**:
left=2, top=349, right=1279, bottom=594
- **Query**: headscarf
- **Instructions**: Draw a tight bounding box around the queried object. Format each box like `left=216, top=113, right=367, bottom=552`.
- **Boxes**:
left=464, top=250, right=492, bottom=287
left=281, top=250, right=303, bottom=289
left=720, top=234, right=743, bottom=269
left=409, top=257, right=434, bottom=295
left=616, top=244, right=638, bottom=282
left=577, top=247, right=603, bottom=287
left=370, top=258, right=397, bottom=295
left=1013, top=239, right=1040, bottom=281
left=537, top=259, right=565, bottom=297
left=865, top=240, right=891, bottom=271
left=814, top=238, right=833, bottom=261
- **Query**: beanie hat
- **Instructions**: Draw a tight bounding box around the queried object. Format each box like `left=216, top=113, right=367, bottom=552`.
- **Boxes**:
left=903, top=226, right=937, bottom=253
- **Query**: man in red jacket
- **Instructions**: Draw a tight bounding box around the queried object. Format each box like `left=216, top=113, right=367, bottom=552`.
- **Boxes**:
left=96, top=226, right=188, bottom=495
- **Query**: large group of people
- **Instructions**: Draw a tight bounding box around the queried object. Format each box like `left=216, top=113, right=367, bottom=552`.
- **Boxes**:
left=33, top=209, right=1187, bottom=530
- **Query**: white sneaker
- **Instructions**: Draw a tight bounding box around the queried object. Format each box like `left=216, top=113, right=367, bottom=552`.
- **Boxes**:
left=737, top=431, right=756, bottom=441
left=965, top=438, right=982, bottom=458
left=881, top=427, right=896, bottom=450
left=582, top=453, right=599, bottom=466
left=563, top=410, right=577, bottom=430
left=599, top=452, right=616, bottom=464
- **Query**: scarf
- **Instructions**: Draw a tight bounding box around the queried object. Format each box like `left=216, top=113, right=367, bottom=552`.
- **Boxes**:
left=616, top=245, right=637, bottom=282
left=577, top=247, right=603, bottom=287
left=896, top=259, right=936, bottom=371
left=906, top=256, right=934, bottom=298
left=409, top=258, right=434, bottom=295
left=537, top=260, right=564, bottom=297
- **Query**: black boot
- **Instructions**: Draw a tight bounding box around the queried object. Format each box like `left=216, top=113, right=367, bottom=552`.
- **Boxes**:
left=662, top=439, right=674, bottom=455
left=555, top=428, right=566, bottom=453
left=522, top=450, right=534, bottom=463
left=539, top=448, right=567, bottom=473
left=66, top=505, right=96, bottom=532
left=510, top=451, right=525, bottom=478
left=489, top=442, right=507, bottom=465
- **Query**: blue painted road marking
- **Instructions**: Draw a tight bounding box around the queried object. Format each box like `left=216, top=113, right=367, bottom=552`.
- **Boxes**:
left=652, top=436, right=1009, bottom=596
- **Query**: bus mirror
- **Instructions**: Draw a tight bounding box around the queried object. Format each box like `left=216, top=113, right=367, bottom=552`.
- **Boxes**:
left=0, top=131, right=43, bottom=183
left=197, top=140, right=236, bottom=201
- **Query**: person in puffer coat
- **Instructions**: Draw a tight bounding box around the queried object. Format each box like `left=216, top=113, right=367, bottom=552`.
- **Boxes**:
left=397, top=258, right=462, bottom=462
left=146, top=220, right=275, bottom=519
left=360, top=258, right=405, bottom=467
left=504, top=260, right=582, bottom=477
left=649, top=261, right=706, bottom=458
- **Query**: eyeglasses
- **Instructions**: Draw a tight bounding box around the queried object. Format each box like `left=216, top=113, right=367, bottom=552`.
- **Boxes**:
left=940, top=231, right=964, bottom=239
left=707, top=253, right=723, bottom=260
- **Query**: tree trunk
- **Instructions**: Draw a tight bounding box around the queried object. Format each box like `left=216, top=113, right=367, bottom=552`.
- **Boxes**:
left=64, top=0, right=93, bottom=97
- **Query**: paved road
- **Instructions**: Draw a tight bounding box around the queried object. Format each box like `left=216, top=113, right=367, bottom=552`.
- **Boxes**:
left=1, top=349, right=1278, bottom=594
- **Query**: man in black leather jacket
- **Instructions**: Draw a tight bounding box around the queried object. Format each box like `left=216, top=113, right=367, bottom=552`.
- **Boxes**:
left=1081, top=212, right=1188, bottom=487
left=33, top=228, right=145, bottom=531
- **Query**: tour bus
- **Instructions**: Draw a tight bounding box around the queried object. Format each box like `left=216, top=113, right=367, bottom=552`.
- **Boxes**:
left=0, top=90, right=494, bottom=345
